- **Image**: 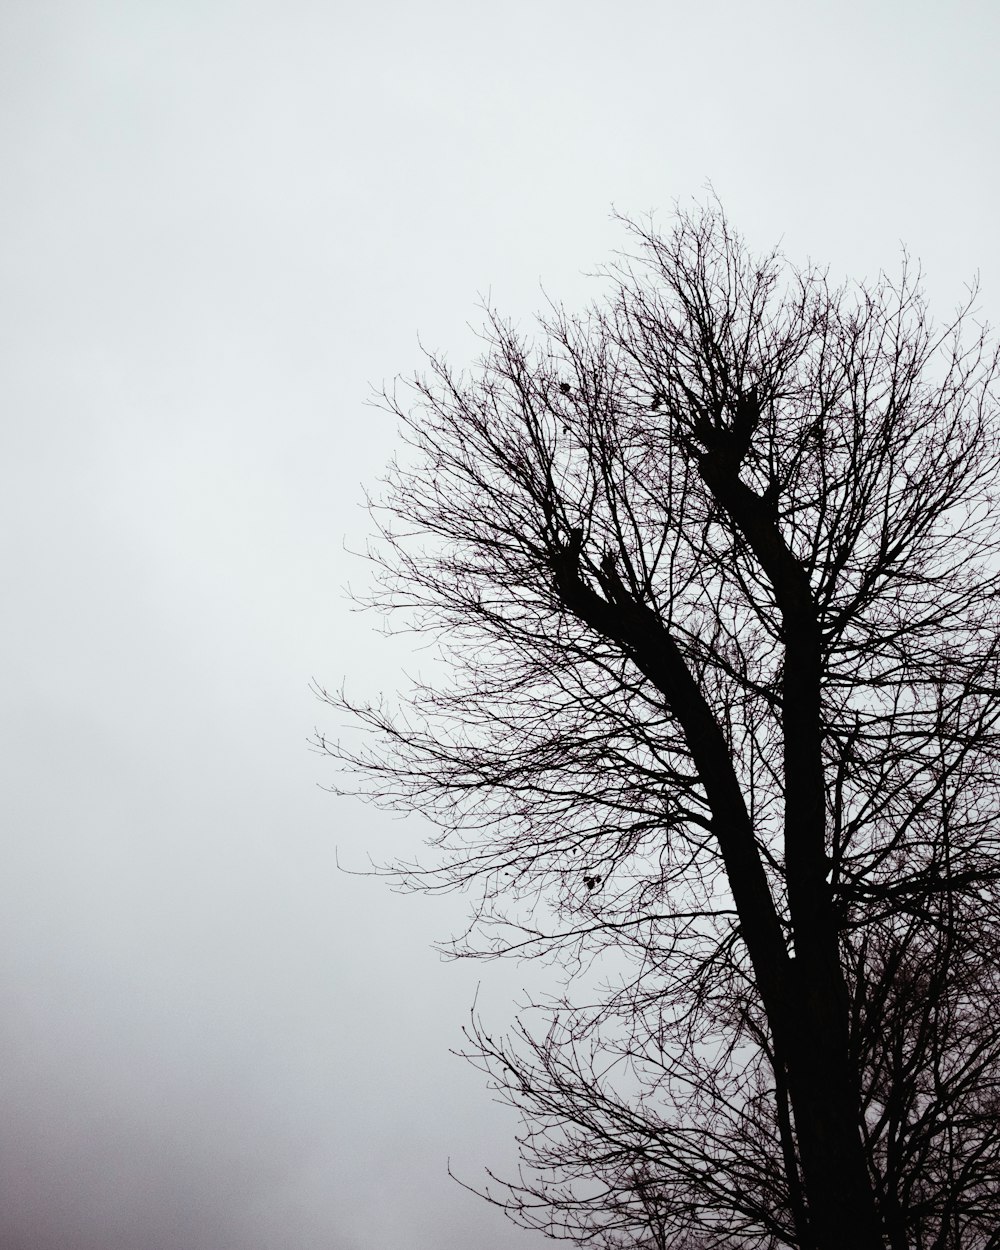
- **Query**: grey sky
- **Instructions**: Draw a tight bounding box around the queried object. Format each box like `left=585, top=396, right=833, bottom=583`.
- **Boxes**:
left=1, top=2, right=997, bottom=1247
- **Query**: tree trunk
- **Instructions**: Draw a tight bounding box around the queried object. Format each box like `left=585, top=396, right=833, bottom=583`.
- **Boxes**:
left=780, top=970, right=884, bottom=1249
left=552, top=518, right=885, bottom=1246
left=697, top=450, right=885, bottom=1247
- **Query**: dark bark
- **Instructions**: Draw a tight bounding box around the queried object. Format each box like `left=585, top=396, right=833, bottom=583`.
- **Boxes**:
left=697, top=436, right=883, bottom=1245
left=553, top=507, right=882, bottom=1249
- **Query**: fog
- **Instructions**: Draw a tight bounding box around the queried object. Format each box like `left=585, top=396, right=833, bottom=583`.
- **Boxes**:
left=1, top=2, right=997, bottom=1246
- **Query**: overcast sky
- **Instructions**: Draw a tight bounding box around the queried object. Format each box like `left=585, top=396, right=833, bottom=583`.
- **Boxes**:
left=1, top=2, right=998, bottom=1247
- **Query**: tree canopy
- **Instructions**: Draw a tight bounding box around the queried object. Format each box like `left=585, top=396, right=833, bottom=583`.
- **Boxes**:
left=319, top=203, right=1000, bottom=1249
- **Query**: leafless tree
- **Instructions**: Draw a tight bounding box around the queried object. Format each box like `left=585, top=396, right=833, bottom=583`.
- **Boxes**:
left=316, top=202, right=1000, bottom=1248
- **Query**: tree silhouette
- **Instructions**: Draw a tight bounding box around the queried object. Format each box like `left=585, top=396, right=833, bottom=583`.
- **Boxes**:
left=317, top=203, right=1000, bottom=1248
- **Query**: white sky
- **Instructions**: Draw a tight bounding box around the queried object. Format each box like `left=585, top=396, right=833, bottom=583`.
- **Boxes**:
left=1, top=1, right=998, bottom=1247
